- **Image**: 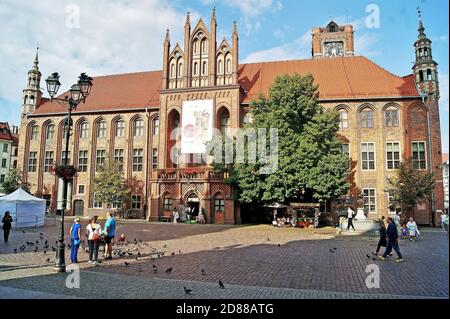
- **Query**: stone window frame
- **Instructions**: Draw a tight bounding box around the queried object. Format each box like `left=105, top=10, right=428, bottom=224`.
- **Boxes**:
left=411, top=141, right=427, bottom=170
left=31, top=125, right=39, bottom=140
left=44, top=150, right=54, bottom=172
left=28, top=151, right=38, bottom=172
left=78, top=150, right=89, bottom=172
left=131, top=194, right=142, bottom=210
left=362, top=188, right=376, bottom=213
left=361, top=142, right=376, bottom=171
left=115, top=119, right=126, bottom=137
left=46, top=124, right=55, bottom=140
left=386, top=141, right=401, bottom=170
left=114, top=149, right=125, bottom=173
left=132, top=148, right=144, bottom=172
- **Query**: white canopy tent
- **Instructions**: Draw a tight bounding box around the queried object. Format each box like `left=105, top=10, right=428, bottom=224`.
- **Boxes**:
left=0, top=188, right=45, bottom=228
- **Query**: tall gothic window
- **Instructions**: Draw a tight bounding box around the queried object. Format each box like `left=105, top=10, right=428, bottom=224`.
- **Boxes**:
left=360, top=108, right=374, bottom=128
left=338, top=109, right=349, bottom=129
left=80, top=122, right=89, bottom=139
left=115, top=120, right=125, bottom=137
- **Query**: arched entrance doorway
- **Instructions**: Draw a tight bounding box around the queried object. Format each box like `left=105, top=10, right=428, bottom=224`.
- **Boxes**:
left=73, top=200, right=84, bottom=216
left=186, top=193, right=200, bottom=221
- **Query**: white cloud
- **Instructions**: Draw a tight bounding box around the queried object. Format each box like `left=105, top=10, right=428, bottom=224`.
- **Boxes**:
left=0, top=0, right=190, bottom=124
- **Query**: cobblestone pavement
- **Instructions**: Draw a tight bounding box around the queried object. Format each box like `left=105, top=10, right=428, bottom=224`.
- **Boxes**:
left=0, top=219, right=448, bottom=299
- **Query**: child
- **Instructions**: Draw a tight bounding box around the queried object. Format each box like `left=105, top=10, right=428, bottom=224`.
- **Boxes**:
left=401, top=224, right=408, bottom=239
left=118, top=233, right=126, bottom=245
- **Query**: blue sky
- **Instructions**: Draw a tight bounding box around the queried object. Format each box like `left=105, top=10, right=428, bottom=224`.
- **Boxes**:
left=0, top=0, right=448, bottom=152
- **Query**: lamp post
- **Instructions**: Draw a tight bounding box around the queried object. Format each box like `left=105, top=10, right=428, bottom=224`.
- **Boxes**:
left=46, top=72, right=93, bottom=272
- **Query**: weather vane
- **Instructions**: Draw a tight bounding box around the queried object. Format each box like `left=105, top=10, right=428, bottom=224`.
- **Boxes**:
left=417, top=6, right=422, bottom=19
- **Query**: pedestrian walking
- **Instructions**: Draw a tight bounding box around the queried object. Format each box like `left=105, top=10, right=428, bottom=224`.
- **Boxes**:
left=373, top=217, right=387, bottom=255
left=347, top=206, right=355, bottom=231
left=69, top=217, right=82, bottom=263
left=444, top=214, right=449, bottom=234
left=2, top=211, right=13, bottom=243
left=86, top=216, right=102, bottom=265
left=406, top=217, right=418, bottom=241
left=394, top=212, right=402, bottom=236
left=103, top=211, right=116, bottom=260
left=441, top=212, right=446, bottom=231
left=379, top=217, right=404, bottom=262
left=172, top=207, right=179, bottom=224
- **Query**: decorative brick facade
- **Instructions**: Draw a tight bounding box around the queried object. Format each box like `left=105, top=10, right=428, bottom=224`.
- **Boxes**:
left=16, top=11, right=444, bottom=225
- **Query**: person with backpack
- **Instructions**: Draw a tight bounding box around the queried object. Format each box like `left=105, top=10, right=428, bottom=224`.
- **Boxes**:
left=86, top=216, right=102, bottom=265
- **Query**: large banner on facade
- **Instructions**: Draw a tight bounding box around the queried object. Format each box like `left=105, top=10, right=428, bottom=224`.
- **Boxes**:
left=181, top=99, right=214, bottom=154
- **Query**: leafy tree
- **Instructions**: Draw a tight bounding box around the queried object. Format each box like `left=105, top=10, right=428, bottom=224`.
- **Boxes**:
left=387, top=158, right=435, bottom=217
left=0, top=168, right=30, bottom=194
left=93, top=157, right=131, bottom=210
left=208, top=73, right=349, bottom=209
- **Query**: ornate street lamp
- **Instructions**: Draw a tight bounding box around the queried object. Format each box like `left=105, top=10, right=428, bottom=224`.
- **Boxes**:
left=45, top=72, right=93, bottom=273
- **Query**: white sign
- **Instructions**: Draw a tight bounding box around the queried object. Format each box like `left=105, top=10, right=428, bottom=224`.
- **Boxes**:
left=181, top=100, right=214, bottom=154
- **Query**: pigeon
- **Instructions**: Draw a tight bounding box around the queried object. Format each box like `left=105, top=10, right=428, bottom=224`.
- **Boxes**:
left=267, top=237, right=270, bottom=241
left=43, top=251, right=47, bottom=254
left=161, top=252, right=165, bottom=256
left=45, top=240, right=48, bottom=245
left=171, top=252, right=175, bottom=256
left=22, top=230, right=26, bottom=234
left=366, top=254, right=371, bottom=259
left=163, top=244, right=167, bottom=248
left=137, top=252, right=141, bottom=257
left=184, top=287, right=192, bottom=295
left=201, top=269, right=206, bottom=275
left=127, top=252, right=133, bottom=256
left=178, top=250, right=182, bottom=254
left=39, top=236, right=44, bottom=240
left=277, top=244, right=281, bottom=247
left=135, top=257, right=139, bottom=261
left=372, top=257, right=377, bottom=261
left=36, top=240, right=39, bottom=244
left=152, top=264, right=157, bottom=269
left=44, top=245, right=49, bottom=249
left=165, top=267, right=173, bottom=274
left=40, top=232, right=44, bottom=236
left=219, top=280, right=225, bottom=289
left=45, top=258, right=51, bottom=263
left=52, top=247, right=56, bottom=251
left=14, top=248, right=17, bottom=253
left=329, top=249, right=335, bottom=253
left=124, top=262, right=130, bottom=267
left=333, top=248, right=337, bottom=251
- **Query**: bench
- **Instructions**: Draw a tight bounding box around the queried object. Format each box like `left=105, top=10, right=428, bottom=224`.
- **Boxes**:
left=159, top=211, right=172, bottom=222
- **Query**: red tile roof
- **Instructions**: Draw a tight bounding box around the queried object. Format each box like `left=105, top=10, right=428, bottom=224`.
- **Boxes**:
left=443, top=153, right=449, bottom=164
left=32, top=56, right=419, bottom=115
left=0, top=122, right=13, bottom=142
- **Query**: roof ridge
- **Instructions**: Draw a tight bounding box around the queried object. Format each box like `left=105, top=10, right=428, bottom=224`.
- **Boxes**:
left=239, top=55, right=365, bottom=67
left=92, top=69, right=162, bottom=79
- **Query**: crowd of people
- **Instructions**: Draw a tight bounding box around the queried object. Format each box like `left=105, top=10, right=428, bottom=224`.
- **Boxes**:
left=171, top=206, right=205, bottom=224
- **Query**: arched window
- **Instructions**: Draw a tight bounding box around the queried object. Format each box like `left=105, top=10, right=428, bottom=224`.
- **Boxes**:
left=360, top=108, right=374, bottom=128
left=134, top=118, right=144, bottom=137
left=201, top=38, right=208, bottom=53
left=178, top=62, right=183, bottom=77
left=338, top=109, right=349, bottom=129
left=115, top=120, right=125, bottom=137
left=24, top=95, right=28, bottom=105
left=193, top=39, right=199, bottom=54
left=152, top=117, right=160, bottom=136
left=424, top=48, right=428, bottom=56
left=80, top=122, right=89, bottom=139
left=46, top=124, right=55, bottom=140
left=226, top=58, right=232, bottom=74
left=31, top=125, right=39, bottom=140
left=194, top=62, right=198, bottom=75
left=202, top=61, right=208, bottom=75
left=427, top=69, right=432, bottom=81
left=97, top=121, right=107, bottom=138
left=385, top=108, right=399, bottom=127
left=170, top=62, right=175, bottom=78
left=218, top=108, right=230, bottom=135
left=218, top=59, right=223, bottom=74
left=419, top=70, right=424, bottom=82
left=29, top=96, right=35, bottom=105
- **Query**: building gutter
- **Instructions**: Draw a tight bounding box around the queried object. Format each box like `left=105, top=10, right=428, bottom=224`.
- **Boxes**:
left=28, top=106, right=159, bottom=118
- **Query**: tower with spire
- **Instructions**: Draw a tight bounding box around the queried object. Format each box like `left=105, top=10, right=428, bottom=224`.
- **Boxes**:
left=413, top=7, right=439, bottom=99
left=22, top=46, right=42, bottom=116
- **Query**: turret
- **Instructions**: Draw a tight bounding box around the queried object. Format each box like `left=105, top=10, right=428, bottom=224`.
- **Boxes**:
left=22, top=47, right=42, bottom=116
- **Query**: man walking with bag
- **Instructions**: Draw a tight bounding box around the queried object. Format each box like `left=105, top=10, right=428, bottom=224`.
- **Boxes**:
left=347, top=206, right=355, bottom=231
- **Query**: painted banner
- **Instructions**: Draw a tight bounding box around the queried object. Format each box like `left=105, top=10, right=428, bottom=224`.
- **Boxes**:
left=181, top=99, right=214, bottom=154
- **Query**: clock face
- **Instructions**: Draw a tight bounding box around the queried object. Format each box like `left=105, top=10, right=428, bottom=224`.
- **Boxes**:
left=324, top=42, right=344, bottom=58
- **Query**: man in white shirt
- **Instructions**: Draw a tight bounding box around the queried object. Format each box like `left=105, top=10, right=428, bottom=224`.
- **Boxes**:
left=347, top=206, right=355, bottom=231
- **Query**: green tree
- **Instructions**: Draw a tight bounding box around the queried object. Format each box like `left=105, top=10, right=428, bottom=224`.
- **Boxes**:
left=0, top=168, right=30, bottom=194
left=208, top=73, right=349, bottom=208
left=387, top=158, right=435, bottom=216
left=93, top=158, right=131, bottom=210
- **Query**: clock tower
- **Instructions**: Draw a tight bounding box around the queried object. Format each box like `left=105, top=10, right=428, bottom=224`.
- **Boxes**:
left=312, top=21, right=354, bottom=59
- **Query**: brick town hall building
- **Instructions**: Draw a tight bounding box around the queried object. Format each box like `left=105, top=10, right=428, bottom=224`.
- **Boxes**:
left=17, top=10, right=444, bottom=225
